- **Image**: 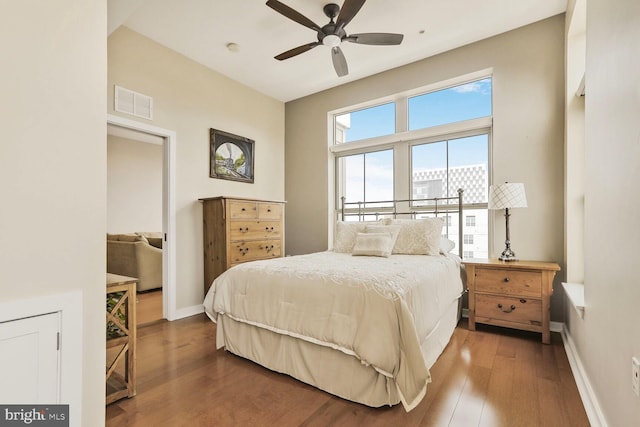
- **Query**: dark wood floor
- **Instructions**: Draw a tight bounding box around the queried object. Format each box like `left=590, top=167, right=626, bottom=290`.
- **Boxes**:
left=106, top=314, right=590, bottom=427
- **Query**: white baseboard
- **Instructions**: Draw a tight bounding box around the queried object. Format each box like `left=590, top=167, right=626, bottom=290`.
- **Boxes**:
left=172, top=304, right=204, bottom=320
left=550, top=321, right=563, bottom=332
left=559, top=322, right=608, bottom=427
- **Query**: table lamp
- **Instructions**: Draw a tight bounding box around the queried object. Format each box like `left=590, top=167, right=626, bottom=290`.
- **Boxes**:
left=489, top=182, right=527, bottom=261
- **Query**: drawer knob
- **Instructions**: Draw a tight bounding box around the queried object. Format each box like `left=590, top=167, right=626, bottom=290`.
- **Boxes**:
left=241, top=208, right=246, bottom=211
left=503, top=277, right=510, bottom=282
left=267, top=208, right=272, bottom=212
left=238, top=247, right=249, bottom=255
left=239, top=227, right=249, bottom=233
left=497, top=303, right=516, bottom=313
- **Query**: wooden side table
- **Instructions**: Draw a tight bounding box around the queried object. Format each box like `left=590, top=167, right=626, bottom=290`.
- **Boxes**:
left=106, top=273, right=137, bottom=404
left=464, top=259, right=560, bottom=344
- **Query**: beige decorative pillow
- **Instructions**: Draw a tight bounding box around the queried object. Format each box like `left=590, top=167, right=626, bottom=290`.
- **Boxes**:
left=333, top=221, right=381, bottom=253
left=352, top=232, right=394, bottom=258
left=386, top=218, right=444, bottom=255
left=365, top=224, right=401, bottom=249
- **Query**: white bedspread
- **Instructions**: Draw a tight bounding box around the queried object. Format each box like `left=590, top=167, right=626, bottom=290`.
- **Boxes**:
left=203, top=251, right=463, bottom=411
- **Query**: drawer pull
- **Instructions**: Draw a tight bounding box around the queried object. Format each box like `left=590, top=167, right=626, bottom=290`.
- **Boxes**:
left=520, top=299, right=527, bottom=304
left=238, top=247, right=250, bottom=255
left=239, top=227, right=249, bottom=233
left=267, top=208, right=272, bottom=212
left=497, top=303, right=516, bottom=313
left=241, top=208, right=246, bottom=211
left=265, top=226, right=274, bottom=232
left=503, top=277, right=510, bottom=282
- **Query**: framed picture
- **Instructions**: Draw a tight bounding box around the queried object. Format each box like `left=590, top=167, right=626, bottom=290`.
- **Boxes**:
left=209, top=128, right=255, bottom=183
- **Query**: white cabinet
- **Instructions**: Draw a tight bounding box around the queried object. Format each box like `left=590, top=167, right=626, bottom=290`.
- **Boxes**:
left=0, top=312, right=60, bottom=403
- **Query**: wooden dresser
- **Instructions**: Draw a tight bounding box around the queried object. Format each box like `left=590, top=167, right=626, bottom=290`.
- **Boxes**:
left=200, top=196, right=285, bottom=293
left=464, top=258, right=560, bottom=344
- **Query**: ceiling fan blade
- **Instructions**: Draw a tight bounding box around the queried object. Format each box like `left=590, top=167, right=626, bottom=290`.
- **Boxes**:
left=274, top=42, right=320, bottom=60
left=331, top=46, right=349, bottom=77
left=346, top=33, right=404, bottom=45
left=335, top=0, right=366, bottom=32
left=266, top=0, right=323, bottom=34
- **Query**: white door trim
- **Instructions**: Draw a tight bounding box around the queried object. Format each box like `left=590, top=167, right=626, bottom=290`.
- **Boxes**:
left=107, top=114, right=177, bottom=320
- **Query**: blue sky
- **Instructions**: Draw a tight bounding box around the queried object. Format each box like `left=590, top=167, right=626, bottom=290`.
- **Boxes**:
left=341, top=78, right=492, bottom=142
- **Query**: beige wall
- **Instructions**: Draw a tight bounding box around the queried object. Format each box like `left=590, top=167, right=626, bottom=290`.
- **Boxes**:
left=568, top=0, right=640, bottom=425
left=0, top=1, right=106, bottom=425
left=108, top=28, right=285, bottom=309
left=107, top=136, right=163, bottom=233
left=285, top=16, right=566, bottom=319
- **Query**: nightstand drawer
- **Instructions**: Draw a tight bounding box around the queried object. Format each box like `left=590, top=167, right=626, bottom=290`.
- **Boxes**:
left=475, top=294, right=542, bottom=326
left=475, top=268, right=542, bottom=297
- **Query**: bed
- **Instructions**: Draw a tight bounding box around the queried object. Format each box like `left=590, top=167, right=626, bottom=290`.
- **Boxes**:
left=203, top=190, right=465, bottom=411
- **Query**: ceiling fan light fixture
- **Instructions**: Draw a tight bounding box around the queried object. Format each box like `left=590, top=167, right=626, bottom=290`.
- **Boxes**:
left=323, top=34, right=341, bottom=47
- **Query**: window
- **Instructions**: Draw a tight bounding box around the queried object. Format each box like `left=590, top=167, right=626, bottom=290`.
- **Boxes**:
left=408, top=78, right=492, bottom=131
left=338, top=149, right=394, bottom=204
left=464, top=251, right=475, bottom=258
left=335, top=102, right=395, bottom=143
left=412, top=134, right=488, bottom=202
left=332, top=75, right=492, bottom=257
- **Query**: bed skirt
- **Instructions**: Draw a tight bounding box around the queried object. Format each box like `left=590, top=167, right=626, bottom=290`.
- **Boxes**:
left=216, top=296, right=461, bottom=409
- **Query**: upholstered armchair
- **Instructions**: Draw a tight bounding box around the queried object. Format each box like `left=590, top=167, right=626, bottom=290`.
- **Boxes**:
left=106, top=233, right=162, bottom=292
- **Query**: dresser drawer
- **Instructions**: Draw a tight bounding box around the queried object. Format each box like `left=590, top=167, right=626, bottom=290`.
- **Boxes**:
left=230, top=240, right=282, bottom=264
left=228, top=201, right=257, bottom=219
left=475, top=267, right=542, bottom=298
left=258, top=202, right=283, bottom=219
left=475, top=294, right=542, bottom=326
left=230, top=220, right=282, bottom=240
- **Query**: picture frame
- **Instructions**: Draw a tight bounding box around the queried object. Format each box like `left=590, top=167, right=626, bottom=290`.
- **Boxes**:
left=209, top=128, right=255, bottom=183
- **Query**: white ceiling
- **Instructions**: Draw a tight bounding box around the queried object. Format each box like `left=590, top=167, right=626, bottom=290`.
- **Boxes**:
left=108, top=0, right=567, bottom=102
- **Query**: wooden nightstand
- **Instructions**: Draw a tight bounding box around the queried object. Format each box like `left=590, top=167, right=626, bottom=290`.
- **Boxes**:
left=464, top=258, right=560, bottom=344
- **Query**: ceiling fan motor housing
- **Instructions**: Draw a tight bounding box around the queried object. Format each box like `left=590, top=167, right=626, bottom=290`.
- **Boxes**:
left=323, top=3, right=340, bottom=20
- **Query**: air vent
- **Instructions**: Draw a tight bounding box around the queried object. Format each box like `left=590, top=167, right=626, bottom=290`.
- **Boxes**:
left=114, top=85, right=153, bottom=120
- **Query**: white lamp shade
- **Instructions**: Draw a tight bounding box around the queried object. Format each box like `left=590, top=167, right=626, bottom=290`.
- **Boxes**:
left=488, top=182, right=527, bottom=209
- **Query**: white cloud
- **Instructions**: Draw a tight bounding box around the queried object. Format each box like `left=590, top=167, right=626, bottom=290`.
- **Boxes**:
left=451, top=79, right=491, bottom=95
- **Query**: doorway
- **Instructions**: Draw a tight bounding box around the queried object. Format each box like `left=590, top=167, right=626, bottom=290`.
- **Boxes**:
left=107, top=114, right=176, bottom=321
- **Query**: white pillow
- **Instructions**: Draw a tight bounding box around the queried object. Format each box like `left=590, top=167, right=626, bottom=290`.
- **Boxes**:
left=333, top=221, right=381, bottom=253
left=439, top=237, right=456, bottom=254
left=384, top=218, right=444, bottom=255
left=352, top=232, right=394, bottom=258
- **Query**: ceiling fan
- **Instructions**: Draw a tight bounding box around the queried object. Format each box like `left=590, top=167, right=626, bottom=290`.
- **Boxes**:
left=266, top=0, right=404, bottom=77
